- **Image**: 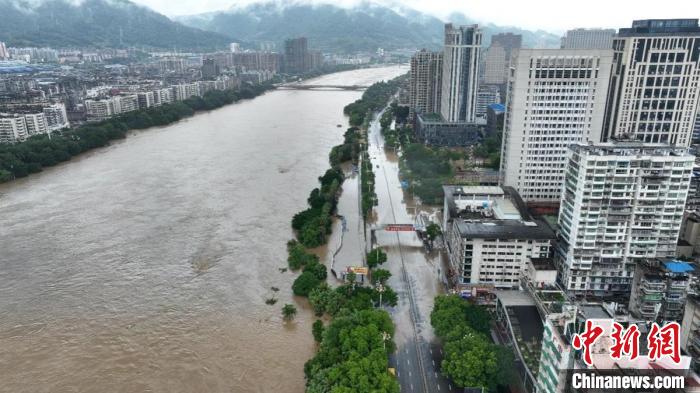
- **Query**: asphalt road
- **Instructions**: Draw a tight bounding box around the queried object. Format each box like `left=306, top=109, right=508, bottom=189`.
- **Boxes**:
left=367, top=112, right=458, bottom=393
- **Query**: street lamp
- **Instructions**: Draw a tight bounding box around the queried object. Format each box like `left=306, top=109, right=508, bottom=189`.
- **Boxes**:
left=381, top=331, right=391, bottom=351
left=376, top=283, right=385, bottom=308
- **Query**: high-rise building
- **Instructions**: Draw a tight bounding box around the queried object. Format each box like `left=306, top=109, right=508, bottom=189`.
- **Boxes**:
left=284, top=37, right=309, bottom=74
left=481, top=33, right=522, bottom=85
left=230, top=43, right=241, bottom=53
left=158, top=57, right=186, bottom=74
left=201, top=58, right=220, bottom=79
left=0, top=41, right=8, bottom=60
left=694, top=104, right=700, bottom=141
left=603, top=19, right=700, bottom=146
left=481, top=46, right=507, bottom=85
left=409, top=50, right=443, bottom=118
left=500, top=49, right=613, bottom=205
left=556, top=142, right=693, bottom=298
left=560, top=28, right=616, bottom=49
left=440, top=24, right=482, bottom=123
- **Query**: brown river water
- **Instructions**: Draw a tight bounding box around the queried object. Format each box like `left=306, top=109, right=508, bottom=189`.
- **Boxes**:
left=0, top=66, right=407, bottom=393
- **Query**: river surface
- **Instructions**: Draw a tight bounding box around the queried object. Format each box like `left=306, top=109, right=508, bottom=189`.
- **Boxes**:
left=0, top=66, right=407, bottom=393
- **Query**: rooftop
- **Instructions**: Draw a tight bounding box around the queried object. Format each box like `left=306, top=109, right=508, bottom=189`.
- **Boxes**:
left=619, top=19, right=700, bottom=37
left=571, top=141, right=690, bottom=157
left=444, top=185, right=555, bottom=240
left=581, top=304, right=613, bottom=320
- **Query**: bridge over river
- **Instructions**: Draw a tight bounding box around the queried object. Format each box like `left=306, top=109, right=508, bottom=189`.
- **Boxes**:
left=276, top=84, right=369, bottom=91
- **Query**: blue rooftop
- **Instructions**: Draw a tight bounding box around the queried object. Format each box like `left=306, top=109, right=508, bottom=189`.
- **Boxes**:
left=663, top=261, right=695, bottom=273
left=488, top=103, right=505, bottom=112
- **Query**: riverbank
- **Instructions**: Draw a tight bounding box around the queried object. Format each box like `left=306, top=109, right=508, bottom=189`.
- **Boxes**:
left=0, top=64, right=395, bottom=185
left=283, top=76, right=406, bottom=393
left=0, top=82, right=274, bottom=183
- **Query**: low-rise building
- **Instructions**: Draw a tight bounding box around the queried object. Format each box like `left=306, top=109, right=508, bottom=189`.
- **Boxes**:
left=681, top=295, right=700, bottom=366
left=628, top=259, right=694, bottom=322
left=443, top=185, right=555, bottom=289
left=415, top=113, right=481, bottom=147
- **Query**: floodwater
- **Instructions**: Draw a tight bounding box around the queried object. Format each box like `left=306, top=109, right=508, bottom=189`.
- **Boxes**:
left=0, top=66, right=407, bottom=393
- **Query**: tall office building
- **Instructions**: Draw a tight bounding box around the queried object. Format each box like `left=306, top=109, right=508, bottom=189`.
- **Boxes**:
left=556, top=142, right=693, bottom=298
left=284, top=37, right=309, bottom=74
left=229, top=43, right=241, bottom=53
left=603, top=19, right=700, bottom=147
left=561, top=28, right=616, bottom=49
left=500, top=49, right=613, bottom=205
left=409, top=50, right=443, bottom=118
left=440, top=24, right=482, bottom=123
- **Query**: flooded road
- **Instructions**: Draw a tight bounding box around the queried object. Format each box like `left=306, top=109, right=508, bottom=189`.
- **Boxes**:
left=0, top=66, right=407, bottom=393
left=365, top=110, right=452, bottom=392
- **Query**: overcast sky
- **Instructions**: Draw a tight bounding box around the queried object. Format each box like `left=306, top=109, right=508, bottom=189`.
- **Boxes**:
left=133, top=0, right=699, bottom=33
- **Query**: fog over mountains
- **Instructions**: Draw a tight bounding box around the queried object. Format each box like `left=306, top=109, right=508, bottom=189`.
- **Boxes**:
left=176, top=1, right=561, bottom=52
left=0, top=0, right=561, bottom=50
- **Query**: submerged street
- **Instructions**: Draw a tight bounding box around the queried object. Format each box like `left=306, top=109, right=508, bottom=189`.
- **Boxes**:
left=365, top=111, right=456, bottom=392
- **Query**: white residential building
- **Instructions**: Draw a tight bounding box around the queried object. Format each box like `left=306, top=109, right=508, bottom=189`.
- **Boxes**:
left=23, top=113, right=48, bottom=136
left=85, top=99, right=115, bottom=121
left=114, top=95, right=139, bottom=114
left=172, top=83, right=200, bottom=101
left=442, top=185, right=555, bottom=289
left=153, top=88, right=173, bottom=106
left=42, top=103, right=69, bottom=131
left=0, top=116, right=29, bottom=143
left=556, top=142, right=693, bottom=298
left=137, top=91, right=155, bottom=109
left=560, top=28, right=615, bottom=49
left=500, top=49, right=614, bottom=205
left=603, top=19, right=700, bottom=147
left=440, top=23, right=482, bottom=123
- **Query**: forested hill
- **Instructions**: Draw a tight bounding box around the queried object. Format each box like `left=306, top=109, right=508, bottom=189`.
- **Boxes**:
left=0, top=0, right=231, bottom=49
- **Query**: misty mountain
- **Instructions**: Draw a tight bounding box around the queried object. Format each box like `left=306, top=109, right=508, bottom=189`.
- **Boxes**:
left=0, top=0, right=231, bottom=49
left=176, top=2, right=561, bottom=53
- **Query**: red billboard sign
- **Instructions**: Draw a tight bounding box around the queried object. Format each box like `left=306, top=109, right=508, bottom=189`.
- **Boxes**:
left=383, top=224, right=415, bottom=232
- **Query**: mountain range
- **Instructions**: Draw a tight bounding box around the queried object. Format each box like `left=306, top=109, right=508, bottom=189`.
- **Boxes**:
left=0, top=0, right=231, bottom=49
left=176, top=1, right=561, bottom=52
left=0, top=0, right=561, bottom=51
